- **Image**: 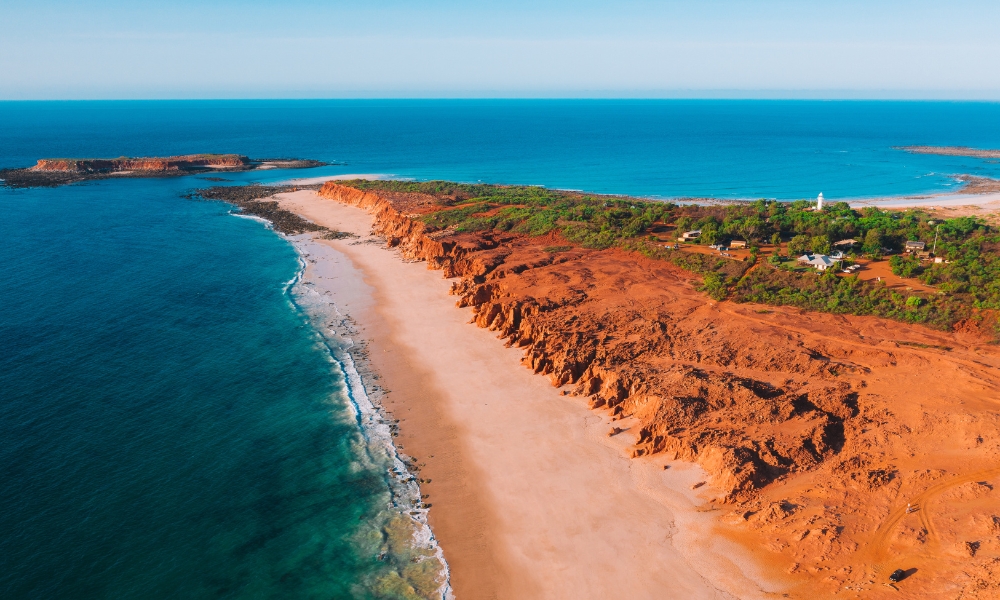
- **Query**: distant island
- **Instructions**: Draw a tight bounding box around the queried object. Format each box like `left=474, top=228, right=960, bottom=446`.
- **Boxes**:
left=897, top=145, right=1000, bottom=159
left=0, top=154, right=326, bottom=188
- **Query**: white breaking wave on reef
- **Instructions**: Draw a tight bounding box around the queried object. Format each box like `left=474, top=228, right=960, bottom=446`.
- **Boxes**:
left=230, top=211, right=274, bottom=227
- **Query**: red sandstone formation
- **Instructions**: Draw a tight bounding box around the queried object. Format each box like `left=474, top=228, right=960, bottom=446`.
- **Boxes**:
left=30, top=154, right=251, bottom=173
left=319, top=181, right=1000, bottom=598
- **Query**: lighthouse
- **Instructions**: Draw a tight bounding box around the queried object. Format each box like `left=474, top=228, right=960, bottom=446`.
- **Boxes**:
left=817, top=192, right=824, bottom=211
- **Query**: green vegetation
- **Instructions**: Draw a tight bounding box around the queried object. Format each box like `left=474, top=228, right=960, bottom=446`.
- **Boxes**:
left=343, top=180, right=1000, bottom=334
left=348, top=179, right=670, bottom=248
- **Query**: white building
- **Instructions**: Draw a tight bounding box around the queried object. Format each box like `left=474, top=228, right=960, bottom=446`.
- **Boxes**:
left=797, top=253, right=837, bottom=271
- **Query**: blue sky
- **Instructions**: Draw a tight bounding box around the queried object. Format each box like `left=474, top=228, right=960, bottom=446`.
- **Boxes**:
left=2, top=0, right=999, bottom=99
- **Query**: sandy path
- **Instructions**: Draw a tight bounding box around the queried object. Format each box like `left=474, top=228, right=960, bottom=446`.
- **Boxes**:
left=275, top=190, right=785, bottom=599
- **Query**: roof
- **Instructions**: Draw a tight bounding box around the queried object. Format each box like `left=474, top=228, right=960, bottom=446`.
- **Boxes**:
left=808, top=255, right=836, bottom=267
left=905, top=240, right=926, bottom=248
left=797, top=254, right=836, bottom=267
left=833, top=239, right=857, bottom=247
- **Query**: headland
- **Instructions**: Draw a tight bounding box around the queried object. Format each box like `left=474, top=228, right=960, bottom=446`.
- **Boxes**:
left=204, top=178, right=1000, bottom=599
left=266, top=187, right=784, bottom=599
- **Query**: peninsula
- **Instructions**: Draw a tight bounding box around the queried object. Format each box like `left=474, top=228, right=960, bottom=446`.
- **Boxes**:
left=0, top=154, right=326, bottom=188
left=208, top=179, right=1000, bottom=598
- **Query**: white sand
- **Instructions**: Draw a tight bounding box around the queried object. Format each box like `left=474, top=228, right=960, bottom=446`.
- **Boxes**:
left=275, top=190, right=785, bottom=600
left=280, top=173, right=390, bottom=186
left=850, top=191, right=1000, bottom=210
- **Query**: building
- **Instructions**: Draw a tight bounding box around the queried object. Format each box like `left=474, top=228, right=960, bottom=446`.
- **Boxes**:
left=833, top=239, right=857, bottom=249
left=729, top=240, right=748, bottom=249
left=797, top=254, right=837, bottom=271
left=679, top=229, right=702, bottom=241
left=817, top=192, right=824, bottom=211
left=905, top=240, right=926, bottom=253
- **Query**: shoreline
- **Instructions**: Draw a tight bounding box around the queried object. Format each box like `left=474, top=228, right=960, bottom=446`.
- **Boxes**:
left=276, top=172, right=1000, bottom=211
left=286, top=234, right=453, bottom=599
left=272, top=189, right=788, bottom=599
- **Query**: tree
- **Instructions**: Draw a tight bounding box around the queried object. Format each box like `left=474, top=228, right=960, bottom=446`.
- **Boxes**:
left=788, top=235, right=810, bottom=256
left=739, top=215, right=766, bottom=242
left=675, top=216, right=693, bottom=233
left=701, top=226, right=719, bottom=245
left=771, top=232, right=782, bottom=246
left=863, top=229, right=883, bottom=258
left=811, top=235, right=831, bottom=255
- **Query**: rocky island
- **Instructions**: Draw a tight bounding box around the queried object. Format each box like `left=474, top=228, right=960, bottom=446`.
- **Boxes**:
left=0, top=154, right=326, bottom=188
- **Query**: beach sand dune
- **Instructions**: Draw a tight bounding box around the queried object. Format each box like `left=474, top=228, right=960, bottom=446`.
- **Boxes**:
left=278, top=190, right=783, bottom=599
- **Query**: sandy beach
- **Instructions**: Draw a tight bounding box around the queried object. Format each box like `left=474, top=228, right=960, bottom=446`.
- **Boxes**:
left=282, top=172, right=1000, bottom=215
left=850, top=191, right=1000, bottom=210
left=276, top=190, right=785, bottom=599
left=282, top=173, right=390, bottom=186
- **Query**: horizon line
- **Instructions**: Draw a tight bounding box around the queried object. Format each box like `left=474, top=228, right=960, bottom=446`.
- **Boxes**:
left=4, top=96, right=1000, bottom=103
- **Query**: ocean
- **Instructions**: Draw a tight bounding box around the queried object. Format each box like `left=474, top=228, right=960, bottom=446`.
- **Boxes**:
left=2, top=100, right=1000, bottom=599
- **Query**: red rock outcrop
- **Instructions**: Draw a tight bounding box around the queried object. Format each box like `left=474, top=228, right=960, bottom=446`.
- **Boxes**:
left=320, top=181, right=863, bottom=499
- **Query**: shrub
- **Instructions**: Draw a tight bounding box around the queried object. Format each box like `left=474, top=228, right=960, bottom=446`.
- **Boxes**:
left=699, top=272, right=729, bottom=301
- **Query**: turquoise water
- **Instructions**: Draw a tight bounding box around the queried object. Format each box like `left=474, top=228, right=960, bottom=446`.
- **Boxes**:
left=0, top=177, right=408, bottom=598
left=4, top=100, right=1000, bottom=199
left=3, top=100, right=1000, bottom=599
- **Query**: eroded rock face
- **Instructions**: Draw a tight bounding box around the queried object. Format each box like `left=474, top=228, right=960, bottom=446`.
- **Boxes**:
left=320, top=181, right=1000, bottom=597
left=320, top=182, right=862, bottom=500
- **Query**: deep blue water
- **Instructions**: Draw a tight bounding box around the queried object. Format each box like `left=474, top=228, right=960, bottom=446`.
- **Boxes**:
left=3, top=100, right=1000, bottom=599
left=0, top=176, right=396, bottom=598
left=4, top=100, right=1000, bottom=199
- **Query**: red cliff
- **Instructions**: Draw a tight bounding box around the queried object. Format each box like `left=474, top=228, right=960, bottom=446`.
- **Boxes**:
left=319, top=181, right=1000, bottom=597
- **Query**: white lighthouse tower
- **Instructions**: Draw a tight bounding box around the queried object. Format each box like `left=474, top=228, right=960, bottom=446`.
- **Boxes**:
left=817, top=192, right=824, bottom=211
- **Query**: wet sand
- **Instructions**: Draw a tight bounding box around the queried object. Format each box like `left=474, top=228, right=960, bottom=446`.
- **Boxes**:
left=276, top=190, right=785, bottom=600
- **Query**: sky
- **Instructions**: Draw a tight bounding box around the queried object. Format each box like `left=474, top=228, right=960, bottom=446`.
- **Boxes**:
left=2, top=0, right=1000, bottom=99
